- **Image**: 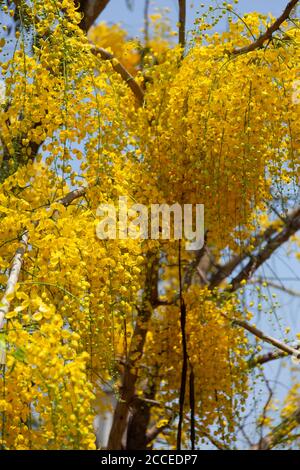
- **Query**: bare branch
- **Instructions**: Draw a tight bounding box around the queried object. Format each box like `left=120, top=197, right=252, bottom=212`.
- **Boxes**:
left=209, top=207, right=300, bottom=291
left=248, top=350, right=288, bottom=368
left=209, top=253, right=242, bottom=289
left=146, top=408, right=175, bottom=445
left=233, top=0, right=299, bottom=55
left=91, top=46, right=145, bottom=106
left=249, top=339, right=300, bottom=367
left=229, top=207, right=300, bottom=291
left=210, top=206, right=300, bottom=289
left=57, top=186, right=87, bottom=207
left=146, top=424, right=169, bottom=445
left=231, top=317, right=300, bottom=360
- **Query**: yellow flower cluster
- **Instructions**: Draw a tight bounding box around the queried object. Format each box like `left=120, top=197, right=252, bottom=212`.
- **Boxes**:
left=0, top=0, right=299, bottom=449
left=0, top=160, right=146, bottom=448
left=143, top=286, right=248, bottom=446
left=134, top=18, right=300, bottom=251
left=1, top=314, right=95, bottom=449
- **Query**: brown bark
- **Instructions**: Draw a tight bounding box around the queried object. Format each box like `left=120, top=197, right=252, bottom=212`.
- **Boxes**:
left=126, top=391, right=156, bottom=450
left=91, top=46, right=144, bottom=105
left=77, top=0, right=111, bottom=32
left=107, top=251, right=159, bottom=449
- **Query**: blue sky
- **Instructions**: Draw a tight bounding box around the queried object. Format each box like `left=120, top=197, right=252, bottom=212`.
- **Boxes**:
left=100, top=0, right=292, bottom=37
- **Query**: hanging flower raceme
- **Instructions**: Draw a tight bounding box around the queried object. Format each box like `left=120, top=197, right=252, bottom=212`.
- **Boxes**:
left=142, top=285, right=249, bottom=447
left=0, top=0, right=299, bottom=450
left=135, top=14, right=299, bottom=251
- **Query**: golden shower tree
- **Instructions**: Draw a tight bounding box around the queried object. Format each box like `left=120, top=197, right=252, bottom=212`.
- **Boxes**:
left=0, top=0, right=299, bottom=450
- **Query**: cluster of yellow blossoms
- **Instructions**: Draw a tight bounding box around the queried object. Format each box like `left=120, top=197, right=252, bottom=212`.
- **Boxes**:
left=0, top=162, right=144, bottom=448
left=0, top=0, right=299, bottom=449
left=144, top=286, right=249, bottom=446
left=135, top=14, right=299, bottom=251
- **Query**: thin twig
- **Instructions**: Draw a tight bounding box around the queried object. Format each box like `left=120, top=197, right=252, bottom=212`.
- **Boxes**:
left=250, top=278, right=300, bottom=298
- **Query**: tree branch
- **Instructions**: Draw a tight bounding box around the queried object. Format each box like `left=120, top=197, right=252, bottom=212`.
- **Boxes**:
left=230, top=317, right=300, bottom=360
left=233, top=0, right=299, bottom=55
left=91, top=46, right=145, bottom=106
left=199, top=428, right=231, bottom=450
left=209, top=253, right=242, bottom=289
left=57, top=186, right=87, bottom=207
left=209, top=206, right=300, bottom=291
left=146, top=420, right=172, bottom=445
left=209, top=234, right=276, bottom=290
left=229, top=207, right=300, bottom=292
left=144, top=0, right=150, bottom=45
left=248, top=350, right=288, bottom=368
left=107, top=250, right=159, bottom=449
left=78, top=0, right=111, bottom=32
left=0, top=186, right=87, bottom=333
left=0, top=230, right=29, bottom=330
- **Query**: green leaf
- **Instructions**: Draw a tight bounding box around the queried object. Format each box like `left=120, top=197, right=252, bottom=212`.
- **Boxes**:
left=12, top=347, right=26, bottom=363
